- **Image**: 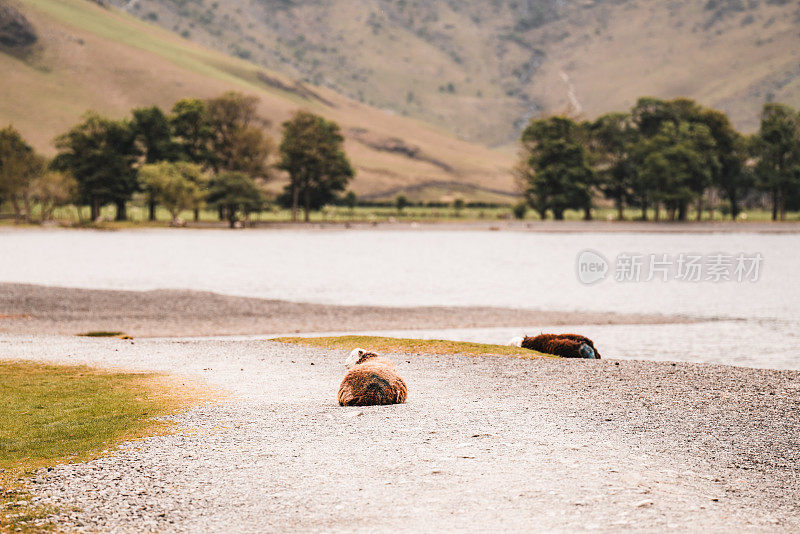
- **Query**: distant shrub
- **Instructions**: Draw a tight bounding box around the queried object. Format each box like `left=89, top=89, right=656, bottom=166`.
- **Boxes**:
left=512, top=201, right=528, bottom=220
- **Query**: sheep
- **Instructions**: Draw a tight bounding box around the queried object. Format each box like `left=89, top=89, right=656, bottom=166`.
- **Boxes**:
left=338, top=348, right=408, bottom=406
left=510, top=333, right=601, bottom=359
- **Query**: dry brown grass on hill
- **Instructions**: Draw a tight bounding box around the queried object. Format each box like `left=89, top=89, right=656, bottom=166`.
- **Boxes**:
left=0, top=0, right=514, bottom=201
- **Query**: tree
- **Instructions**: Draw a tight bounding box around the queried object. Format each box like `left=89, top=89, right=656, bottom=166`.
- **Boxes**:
left=512, top=201, right=527, bottom=219
left=30, top=170, right=78, bottom=221
left=206, top=171, right=266, bottom=228
left=589, top=113, right=637, bottom=220
left=132, top=106, right=182, bottom=221
left=139, top=162, right=206, bottom=226
left=53, top=113, right=139, bottom=221
left=696, top=108, right=751, bottom=220
left=277, top=111, right=354, bottom=222
left=206, top=92, right=273, bottom=178
left=453, top=198, right=465, bottom=217
left=343, top=190, right=357, bottom=215
left=754, top=103, right=800, bottom=221
left=635, top=121, right=718, bottom=221
left=519, top=117, right=596, bottom=220
left=170, top=97, right=215, bottom=167
left=396, top=194, right=409, bottom=214
left=0, top=125, right=43, bottom=223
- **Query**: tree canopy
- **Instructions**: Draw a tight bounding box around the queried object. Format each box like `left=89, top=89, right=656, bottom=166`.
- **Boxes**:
left=53, top=113, right=139, bottom=221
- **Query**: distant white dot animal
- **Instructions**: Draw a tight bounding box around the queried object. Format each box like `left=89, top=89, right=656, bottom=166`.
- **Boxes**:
left=338, top=348, right=408, bottom=406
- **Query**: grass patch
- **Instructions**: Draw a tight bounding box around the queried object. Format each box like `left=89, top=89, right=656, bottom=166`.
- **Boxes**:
left=0, top=361, right=205, bottom=532
left=272, top=335, right=552, bottom=359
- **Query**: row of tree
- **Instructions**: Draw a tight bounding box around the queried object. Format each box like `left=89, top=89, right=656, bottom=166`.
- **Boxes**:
left=517, top=98, right=800, bottom=220
left=0, top=92, right=354, bottom=226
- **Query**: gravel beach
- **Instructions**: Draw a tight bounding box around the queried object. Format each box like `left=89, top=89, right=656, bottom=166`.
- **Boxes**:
left=0, top=283, right=703, bottom=337
left=3, top=334, right=799, bottom=532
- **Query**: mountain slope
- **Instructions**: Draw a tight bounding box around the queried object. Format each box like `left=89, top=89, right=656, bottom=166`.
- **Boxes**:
left=111, top=0, right=800, bottom=145
left=0, top=0, right=515, bottom=201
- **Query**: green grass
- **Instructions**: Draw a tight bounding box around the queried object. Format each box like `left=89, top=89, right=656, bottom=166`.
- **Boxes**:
left=272, top=335, right=551, bottom=359
left=3, top=201, right=796, bottom=228
left=0, top=361, right=203, bottom=532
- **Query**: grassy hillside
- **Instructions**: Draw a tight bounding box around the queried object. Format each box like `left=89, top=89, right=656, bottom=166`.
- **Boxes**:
left=112, top=0, right=800, bottom=145
left=0, top=0, right=516, bottom=201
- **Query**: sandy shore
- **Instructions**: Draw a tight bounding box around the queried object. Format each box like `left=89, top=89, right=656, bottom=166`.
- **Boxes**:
left=0, top=283, right=706, bottom=338
left=3, top=335, right=798, bottom=532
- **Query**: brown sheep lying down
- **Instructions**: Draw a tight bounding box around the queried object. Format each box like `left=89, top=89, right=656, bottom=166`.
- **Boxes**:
left=338, top=348, right=408, bottom=406
left=512, top=333, right=601, bottom=359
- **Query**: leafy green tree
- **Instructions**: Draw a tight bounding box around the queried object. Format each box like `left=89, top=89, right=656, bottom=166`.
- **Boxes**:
left=139, top=162, right=206, bottom=226
left=396, top=194, right=409, bottom=214
left=753, top=103, right=800, bottom=221
left=30, top=170, right=78, bottom=222
left=277, top=111, right=354, bottom=222
left=170, top=97, right=215, bottom=167
left=206, top=92, right=273, bottom=178
left=206, top=171, right=266, bottom=228
left=53, top=113, right=140, bottom=221
left=635, top=121, right=718, bottom=221
left=0, top=125, right=43, bottom=223
left=519, top=117, right=596, bottom=220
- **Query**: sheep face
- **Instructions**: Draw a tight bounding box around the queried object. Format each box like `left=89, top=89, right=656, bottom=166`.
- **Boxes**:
left=346, top=348, right=367, bottom=369
left=507, top=336, right=524, bottom=347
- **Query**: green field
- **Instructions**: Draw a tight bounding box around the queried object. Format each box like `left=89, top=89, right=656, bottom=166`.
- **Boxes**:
left=0, top=361, right=201, bottom=533
left=2, top=201, right=794, bottom=227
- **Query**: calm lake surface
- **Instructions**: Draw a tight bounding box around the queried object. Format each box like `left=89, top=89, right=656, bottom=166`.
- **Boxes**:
left=2, top=228, right=798, bottom=369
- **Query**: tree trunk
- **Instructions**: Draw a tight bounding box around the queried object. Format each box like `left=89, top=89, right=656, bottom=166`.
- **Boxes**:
left=194, top=208, right=200, bottom=222
left=10, top=197, right=22, bottom=223
left=148, top=199, right=156, bottom=222
left=729, top=189, right=739, bottom=220
left=91, top=197, right=101, bottom=221
left=218, top=205, right=225, bottom=221
left=640, top=200, right=648, bottom=221
left=115, top=200, right=127, bottom=221
left=778, top=186, right=787, bottom=221
left=537, top=208, right=547, bottom=220
left=616, top=200, right=625, bottom=221
left=696, top=197, right=703, bottom=222
left=583, top=205, right=592, bottom=221
left=292, top=182, right=300, bottom=223
left=677, top=201, right=687, bottom=221
left=553, top=208, right=564, bottom=220
left=23, top=194, right=32, bottom=224
left=303, top=188, right=311, bottom=223
left=654, top=203, right=660, bottom=222
left=227, top=204, right=237, bottom=228
left=771, top=188, right=778, bottom=221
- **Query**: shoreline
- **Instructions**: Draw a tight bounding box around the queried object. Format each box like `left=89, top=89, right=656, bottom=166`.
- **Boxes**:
left=2, top=219, right=800, bottom=233
left=0, top=283, right=711, bottom=338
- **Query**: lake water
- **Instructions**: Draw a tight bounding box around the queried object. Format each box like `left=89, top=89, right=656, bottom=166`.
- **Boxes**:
left=2, top=228, right=798, bottom=369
